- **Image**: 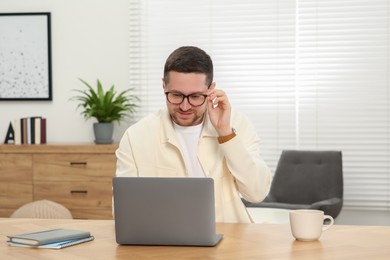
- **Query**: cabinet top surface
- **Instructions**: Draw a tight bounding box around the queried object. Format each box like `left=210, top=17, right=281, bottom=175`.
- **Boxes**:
left=0, top=143, right=119, bottom=154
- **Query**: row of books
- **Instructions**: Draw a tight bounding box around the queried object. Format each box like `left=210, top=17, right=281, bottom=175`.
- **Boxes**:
left=4, top=117, right=47, bottom=145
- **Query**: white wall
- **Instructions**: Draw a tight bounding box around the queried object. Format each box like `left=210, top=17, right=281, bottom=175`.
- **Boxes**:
left=0, top=0, right=132, bottom=143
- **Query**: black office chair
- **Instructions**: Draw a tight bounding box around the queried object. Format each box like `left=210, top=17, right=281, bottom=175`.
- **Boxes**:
left=244, top=150, right=343, bottom=218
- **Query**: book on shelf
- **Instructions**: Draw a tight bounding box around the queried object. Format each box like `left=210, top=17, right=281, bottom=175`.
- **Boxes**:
left=13, top=119, right=21, bottom=145
left=7, top=228, right=91, bottom=246
left=40, top=118, right=47, bottom=144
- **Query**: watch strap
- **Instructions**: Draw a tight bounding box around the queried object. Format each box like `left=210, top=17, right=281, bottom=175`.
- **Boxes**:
left=218, top=128, right=236, bottom=144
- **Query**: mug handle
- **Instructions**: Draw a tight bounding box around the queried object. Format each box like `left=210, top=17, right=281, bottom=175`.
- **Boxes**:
left=322, top=215, right=334, bottom=231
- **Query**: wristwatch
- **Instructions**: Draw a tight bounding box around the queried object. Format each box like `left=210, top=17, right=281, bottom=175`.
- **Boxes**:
left=218, top=128, right=236, bottom=144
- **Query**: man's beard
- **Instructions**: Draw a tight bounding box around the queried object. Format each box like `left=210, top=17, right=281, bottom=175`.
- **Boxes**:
left=170, top=108, right=205, bottom=126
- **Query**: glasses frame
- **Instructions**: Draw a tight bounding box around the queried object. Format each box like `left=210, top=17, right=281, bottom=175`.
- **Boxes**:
left=165, top=91, right=208, bottom=107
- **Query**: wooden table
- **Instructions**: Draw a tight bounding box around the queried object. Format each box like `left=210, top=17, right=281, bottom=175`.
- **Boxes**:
left=1, top=218, right=389, bottom=259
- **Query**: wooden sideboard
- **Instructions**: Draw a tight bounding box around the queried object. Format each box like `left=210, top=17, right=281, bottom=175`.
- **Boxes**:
left=0, top=144, right=118, bottom=219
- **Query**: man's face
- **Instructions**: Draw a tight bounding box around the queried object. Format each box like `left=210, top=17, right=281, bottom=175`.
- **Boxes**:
left=163, top=71, right=209, bottom=126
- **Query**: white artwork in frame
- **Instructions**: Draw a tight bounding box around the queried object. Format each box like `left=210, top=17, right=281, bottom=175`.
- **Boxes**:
left=0, top=12, right=52, bottom=100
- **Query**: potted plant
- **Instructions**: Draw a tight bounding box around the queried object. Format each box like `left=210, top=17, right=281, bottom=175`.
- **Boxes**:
left=71, top=79, right=139, bottom=144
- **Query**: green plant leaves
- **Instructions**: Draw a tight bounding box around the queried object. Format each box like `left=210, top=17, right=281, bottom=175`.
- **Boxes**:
left=71, top=79, right=139, bottom=123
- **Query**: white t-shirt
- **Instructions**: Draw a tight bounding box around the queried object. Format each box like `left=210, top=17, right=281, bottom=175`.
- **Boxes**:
left=173, top=122, right=205, bottom=177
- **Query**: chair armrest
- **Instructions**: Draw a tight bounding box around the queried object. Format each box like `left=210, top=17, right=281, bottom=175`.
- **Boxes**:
left=241, top=194, right=277, bottom=207
left=311, top=197, right=343, bottom=218
left=244, top=201, right=312, bottom=210
left=310, top=197, right=342, bottom=208
left=243, top=197, right=343, bottom=219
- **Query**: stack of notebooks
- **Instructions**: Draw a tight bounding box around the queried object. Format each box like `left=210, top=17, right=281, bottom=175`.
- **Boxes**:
left=7, top=228, right=94, bottom=249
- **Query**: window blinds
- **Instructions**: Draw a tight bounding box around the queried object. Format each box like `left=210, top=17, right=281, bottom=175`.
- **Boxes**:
left=128, top=0, right=390, bottom=211
left=297, top=0, right=390, bottom=210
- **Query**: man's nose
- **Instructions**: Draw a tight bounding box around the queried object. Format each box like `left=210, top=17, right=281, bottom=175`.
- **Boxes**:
left=179, top=97, right=192, bottom=111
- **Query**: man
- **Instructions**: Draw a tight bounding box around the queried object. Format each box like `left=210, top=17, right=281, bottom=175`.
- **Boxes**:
left=116, top=46, right=271, bottom=223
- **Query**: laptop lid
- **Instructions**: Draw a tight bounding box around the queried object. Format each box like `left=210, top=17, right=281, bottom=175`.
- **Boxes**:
left=112, top=177, right=223, bottom=246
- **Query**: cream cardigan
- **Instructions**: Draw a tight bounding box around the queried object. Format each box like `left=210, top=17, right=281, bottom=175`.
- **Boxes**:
left=115, top=109, right=272, bottom=223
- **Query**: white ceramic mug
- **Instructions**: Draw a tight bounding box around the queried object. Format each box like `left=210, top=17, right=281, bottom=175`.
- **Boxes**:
left=289, top=209, right=334, bottom=241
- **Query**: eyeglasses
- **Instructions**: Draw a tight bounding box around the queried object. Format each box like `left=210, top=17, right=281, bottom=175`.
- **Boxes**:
left=165, top=91, right=208, bottom=107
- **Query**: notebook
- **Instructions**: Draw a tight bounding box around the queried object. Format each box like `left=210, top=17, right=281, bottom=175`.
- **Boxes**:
left=112, top=177, right=223, bottom=246
left=8, top=236, right=95, bottom=249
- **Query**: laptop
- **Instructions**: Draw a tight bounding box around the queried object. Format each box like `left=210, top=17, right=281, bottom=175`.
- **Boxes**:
left=112, top=177, right=223, bottom=246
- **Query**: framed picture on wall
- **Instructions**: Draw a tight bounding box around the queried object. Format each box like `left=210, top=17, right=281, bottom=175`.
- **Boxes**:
left=0, top=12, right=52, bottom=101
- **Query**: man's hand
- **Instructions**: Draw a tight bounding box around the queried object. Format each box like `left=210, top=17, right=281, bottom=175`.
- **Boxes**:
left=206, top=83, right=232, bottom=136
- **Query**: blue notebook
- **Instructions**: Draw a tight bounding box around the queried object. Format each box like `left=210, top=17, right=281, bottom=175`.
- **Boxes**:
left=7, top=228, right=93, bottom=249
left=8, top=236, right=94, bottom=249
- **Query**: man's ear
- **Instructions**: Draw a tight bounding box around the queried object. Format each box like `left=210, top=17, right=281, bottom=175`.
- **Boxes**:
left=209, top=82, right=216, bottom=90
left=162, top=78, right=166, bottom=90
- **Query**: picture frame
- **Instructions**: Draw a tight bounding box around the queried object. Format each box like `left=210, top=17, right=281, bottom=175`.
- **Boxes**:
left=0, top=12, right=52, bottom=101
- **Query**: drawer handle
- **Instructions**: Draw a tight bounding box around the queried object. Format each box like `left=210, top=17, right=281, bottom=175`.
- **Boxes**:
left=70, top=190, right=88, bottom=194
left=70, top=162, right=88, bottom=166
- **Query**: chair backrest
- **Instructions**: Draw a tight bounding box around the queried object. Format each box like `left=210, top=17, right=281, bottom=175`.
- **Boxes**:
left=269, top=150, right=343, bottom=205
left=10, top=200, right=73, bottom=219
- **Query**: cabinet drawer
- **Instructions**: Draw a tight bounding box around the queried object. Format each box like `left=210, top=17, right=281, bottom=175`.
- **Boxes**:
left=0, top=154, right=33, bottom=216
left=0, top=181, right=33, bottom=216
left=34, top=181, right=113, bottom=219
left=0, top=154, right=32, bottom=178
left=34, top=181, right=112, bottom=208
left=33, top=154, right=116, bottom=182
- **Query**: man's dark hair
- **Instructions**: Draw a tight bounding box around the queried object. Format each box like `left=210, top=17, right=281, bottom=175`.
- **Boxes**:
left=163, top=46, right=213, bottom=87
